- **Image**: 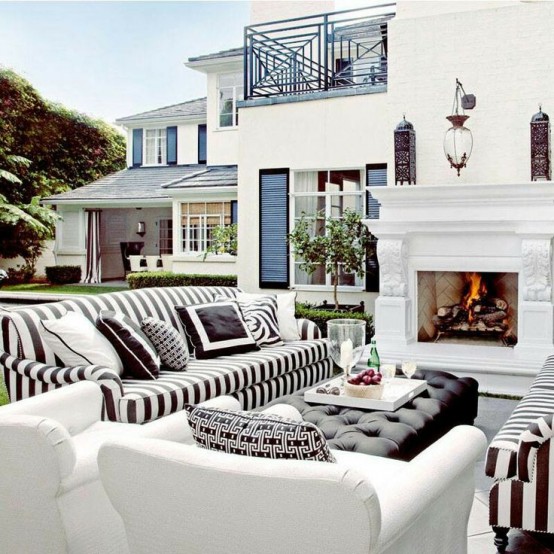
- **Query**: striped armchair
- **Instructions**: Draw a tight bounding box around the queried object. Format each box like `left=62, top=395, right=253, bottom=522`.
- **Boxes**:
left=0, top=286, right=331, bottom=424
left=485, top=355, right=554, bottom=552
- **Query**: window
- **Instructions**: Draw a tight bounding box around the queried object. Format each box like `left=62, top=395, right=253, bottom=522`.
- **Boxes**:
left=292, top=170, right=364, bottom=287
left=144, top=129, right=166, bottom=165
left=218, top=73, right=243, bottom=128
left=181, top=202, right=232, bottom=253
left=158, top=219, right=173, bottom=255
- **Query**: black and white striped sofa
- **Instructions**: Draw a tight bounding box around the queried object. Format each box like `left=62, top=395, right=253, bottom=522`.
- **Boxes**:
left=0, top=286, right=331, bottom=424
left=485, top=354, right=554, bottom=551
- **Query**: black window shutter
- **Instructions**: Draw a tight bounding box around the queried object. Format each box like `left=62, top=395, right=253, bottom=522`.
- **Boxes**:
left=132, top=128, right=143, bottom=167
left=231, top=200, right=238, bottom=224
left=259, top=169, right=289, bottom=289
left=198, top=124, right=207, bottom=164
left=167, top=126, right=178, bottom=165
left=365, top=164, right=387, bottom=292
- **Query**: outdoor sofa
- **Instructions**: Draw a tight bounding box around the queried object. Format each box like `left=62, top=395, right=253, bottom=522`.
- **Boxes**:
left=0, top=286, right=331, bottom=423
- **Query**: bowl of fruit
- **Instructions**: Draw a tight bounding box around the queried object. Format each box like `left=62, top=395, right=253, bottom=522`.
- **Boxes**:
left=344, top=369, right=384, bottom=399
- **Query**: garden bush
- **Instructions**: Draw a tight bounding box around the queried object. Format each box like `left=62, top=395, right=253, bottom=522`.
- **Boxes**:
left=45, top=265, right=82, bottom=285
left=295, top=303, right=374, bottom=342
left=127, top=272, right=237, bottom=290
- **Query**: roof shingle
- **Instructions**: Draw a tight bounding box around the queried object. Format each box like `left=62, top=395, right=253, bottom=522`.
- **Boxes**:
left=116, top=97, right=206, bottom=123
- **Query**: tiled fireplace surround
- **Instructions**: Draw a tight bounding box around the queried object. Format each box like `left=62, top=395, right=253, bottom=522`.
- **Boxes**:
left=363, top=182, right=554, bottom=395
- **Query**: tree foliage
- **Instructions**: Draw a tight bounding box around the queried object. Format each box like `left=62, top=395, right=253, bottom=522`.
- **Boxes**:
left=0, top=68, right=126, bottom=268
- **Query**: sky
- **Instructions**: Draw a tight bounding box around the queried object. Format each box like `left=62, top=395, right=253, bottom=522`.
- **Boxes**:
left=0, top=0, right=368, bottom=124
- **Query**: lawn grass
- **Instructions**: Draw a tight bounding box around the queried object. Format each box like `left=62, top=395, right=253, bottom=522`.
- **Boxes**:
left=0, top=377, right=9, bottom=407
left=2, top=283, right=128, bottom=295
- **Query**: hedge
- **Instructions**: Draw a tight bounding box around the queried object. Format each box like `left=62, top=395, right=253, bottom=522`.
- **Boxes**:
left=45, top=265, right=82, bottom=285
left=127, top=272, right=237, bottom=290
left=295, top=303, right=374, bottom=342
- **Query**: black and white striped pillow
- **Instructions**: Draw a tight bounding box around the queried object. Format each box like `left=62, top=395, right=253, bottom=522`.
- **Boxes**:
left=141, top=317, right=189, bottom=371
left=175, top=301, right=258, bottom=359
left=96, top=311, right=160, bottom=380
left=185, top=405, right=336, bottom=463
left=215, top=294, right=283, bottom=348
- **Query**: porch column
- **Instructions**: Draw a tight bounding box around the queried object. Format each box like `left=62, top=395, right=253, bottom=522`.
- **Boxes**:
left=84, top=209, right=102, bottom=283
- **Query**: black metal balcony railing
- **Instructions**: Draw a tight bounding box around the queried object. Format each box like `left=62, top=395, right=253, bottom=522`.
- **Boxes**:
left=244, top=4, right=395, bottom=100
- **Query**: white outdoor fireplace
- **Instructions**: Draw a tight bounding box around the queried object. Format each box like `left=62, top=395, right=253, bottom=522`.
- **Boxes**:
left=364, top=182, right=554, bottom=395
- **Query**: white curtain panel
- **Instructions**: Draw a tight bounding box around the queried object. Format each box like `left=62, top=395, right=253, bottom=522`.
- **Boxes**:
left=84, top=209, right=102, bottom=284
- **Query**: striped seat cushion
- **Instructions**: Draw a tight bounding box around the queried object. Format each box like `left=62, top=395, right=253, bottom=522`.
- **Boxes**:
left=530, top=354, right=554, bottom=391
left=485, top=388, right=554, bottom=479
left=118, top=339, right=329, bottom=424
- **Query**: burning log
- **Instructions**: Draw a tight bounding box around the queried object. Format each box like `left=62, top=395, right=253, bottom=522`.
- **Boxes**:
left=478, top=310, right=507, bottom=326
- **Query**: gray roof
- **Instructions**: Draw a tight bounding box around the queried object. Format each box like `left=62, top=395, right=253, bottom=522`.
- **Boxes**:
left=188, top=47, right=243, bottom=63
left=43, top=165, right=236, bottom=204
left=116, top=98, right=206, bottom=123
left=164, top=165, right=237, bottom=189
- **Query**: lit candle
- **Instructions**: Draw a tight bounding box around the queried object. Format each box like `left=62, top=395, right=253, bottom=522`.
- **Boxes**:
left=340, top=339, right=353, bottom=369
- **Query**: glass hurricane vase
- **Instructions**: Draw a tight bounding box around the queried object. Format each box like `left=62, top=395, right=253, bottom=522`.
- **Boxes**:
left=326, top=319, right=366, bottom=382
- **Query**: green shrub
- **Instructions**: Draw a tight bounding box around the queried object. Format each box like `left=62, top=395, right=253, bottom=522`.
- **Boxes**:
left=127, top=272, right=237, bottom=290
left=45, top=265, right=82, bottom=285
left=295, top=303, right=374, bottom=342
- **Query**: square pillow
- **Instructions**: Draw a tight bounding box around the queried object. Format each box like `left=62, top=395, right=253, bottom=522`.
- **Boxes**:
left=141, top=317, right=189, bottom=371
left=96, top=311, right=160, bottom=379
left=185, top=405, right=336, bottom=463
left=215, top=295, right=283, bottom=348
left=175, top=301, right=258, bottom=359
left=39, top=311, right=123, bottom=374
left=237, top=291, right=300, bottom=341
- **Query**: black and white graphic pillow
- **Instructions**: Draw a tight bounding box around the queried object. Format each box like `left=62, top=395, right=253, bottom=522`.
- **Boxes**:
left=185, top=405, right=336, bottom=463
left=174, top=301, right=258, bottom=359
left=141, top=317, right=189, bottom=371
left=215, top=294, right=283, bottom=348
left=96, top=311, right=160, bottom=380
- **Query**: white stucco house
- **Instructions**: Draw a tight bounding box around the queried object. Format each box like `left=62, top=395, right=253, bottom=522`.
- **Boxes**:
left=43, top=0, right=554, bottom=393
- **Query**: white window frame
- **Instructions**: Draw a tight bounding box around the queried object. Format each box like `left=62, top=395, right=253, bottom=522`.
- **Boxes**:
left=180, top=201, right=232, bottom=254
left=217, top=72, right=243, bottom=129
left=143, top=128, right=167, bottom=166
left=290, top=169, right=366, bottom=290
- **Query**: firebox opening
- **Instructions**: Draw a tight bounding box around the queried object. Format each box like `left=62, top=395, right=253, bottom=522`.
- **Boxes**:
left=417, top=271, right=518, bottom=347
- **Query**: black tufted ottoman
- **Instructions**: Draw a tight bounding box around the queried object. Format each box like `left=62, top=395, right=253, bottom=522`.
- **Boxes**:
left=267, top=368, right=479, bottom=461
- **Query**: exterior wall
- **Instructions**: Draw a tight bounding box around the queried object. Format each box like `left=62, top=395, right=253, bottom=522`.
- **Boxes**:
left=237, top=91, right=389, bottom=309
left=388, top=0, right=554, bottom=186
left=55, top=206, right=86, bottom=275
left=171, top=256, right=236, bottom=276
left=395, top=1, right=516, bottom=19
left=0, top=240, right=56, bottom=278
left=250, top=1, right=334, bottom=24
left=206, top=70, right=241, bottom=166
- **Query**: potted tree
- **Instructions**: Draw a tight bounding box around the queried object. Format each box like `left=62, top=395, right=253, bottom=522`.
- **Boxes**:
left=288, top=208, right=373, bottom=311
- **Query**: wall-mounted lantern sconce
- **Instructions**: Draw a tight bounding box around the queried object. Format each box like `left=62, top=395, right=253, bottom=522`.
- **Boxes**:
left=137, top=221, right=146, bottom=237
left=531, top=105, right=551, bottom=181
left=444, top=79, right=475, bottom=176
left=394, top=114, right=416, bottom=185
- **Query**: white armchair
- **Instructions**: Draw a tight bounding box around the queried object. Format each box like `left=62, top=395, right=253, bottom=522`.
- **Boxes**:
left=98, top=425, right=487, bottom=554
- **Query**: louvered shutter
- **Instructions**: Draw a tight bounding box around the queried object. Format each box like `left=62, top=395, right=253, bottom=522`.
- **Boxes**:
left=167, top=126, right=178, bottom=165
left=259, top=169, right=289, bottom=289
left=365, top=164, right=387, bottom=292
left=231, top=200, right=238, bottom=224
left=132, top=128, right=143, bottom=167
left=198, top=124, right=207, bottom=164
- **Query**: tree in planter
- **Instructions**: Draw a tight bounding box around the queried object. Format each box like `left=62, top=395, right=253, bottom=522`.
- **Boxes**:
left=202, top=224, right=238, bottom=260
left=288, top=209, right=373, bottom=310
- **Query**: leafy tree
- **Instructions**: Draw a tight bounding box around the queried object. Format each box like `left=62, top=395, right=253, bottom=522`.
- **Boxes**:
left=288, top=209, right=373, bottom=310
left=203, top=224, right=238, bottom=260
left=0, top=68, right=126, bottom=271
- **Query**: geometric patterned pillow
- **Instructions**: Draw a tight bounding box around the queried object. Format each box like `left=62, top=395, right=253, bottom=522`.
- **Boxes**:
left=141, top=317, right=189, bottom=371
left=184, top=405, right=336, bottom=463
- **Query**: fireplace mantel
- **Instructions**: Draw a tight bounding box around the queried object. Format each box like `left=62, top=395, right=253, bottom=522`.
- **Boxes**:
left=363, top=182, right=554, bottom=395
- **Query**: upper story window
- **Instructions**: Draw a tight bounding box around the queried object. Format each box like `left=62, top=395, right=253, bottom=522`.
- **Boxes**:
left=218, top=73, right=243, bottom=128
left=144, top=128, right=166, bottom=165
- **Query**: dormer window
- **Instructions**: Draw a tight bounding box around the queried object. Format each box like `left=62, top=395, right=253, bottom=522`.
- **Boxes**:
left=218, top=73, right=243, bottom=128
left=144, top=128, right=167, bottom=165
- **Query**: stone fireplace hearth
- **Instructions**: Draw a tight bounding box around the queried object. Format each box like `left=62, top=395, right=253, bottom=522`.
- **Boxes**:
left=363, top=182, right=554, bottom=395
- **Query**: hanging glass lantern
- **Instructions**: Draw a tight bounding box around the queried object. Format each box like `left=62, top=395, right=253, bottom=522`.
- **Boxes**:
left=444, top=79, right=474, bottom=176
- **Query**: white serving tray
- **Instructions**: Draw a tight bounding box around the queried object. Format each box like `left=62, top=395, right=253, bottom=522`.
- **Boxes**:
left=304, top=377, right=427, bottom=411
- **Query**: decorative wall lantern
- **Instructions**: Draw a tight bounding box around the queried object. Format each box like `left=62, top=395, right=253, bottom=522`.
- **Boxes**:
left=531, top=105, right=551, bottom=181
left=394, top=115, right=416, bottom=185
left=136, top=221, right=146, bottom=237
left=444, top=79, right=475, bottom=176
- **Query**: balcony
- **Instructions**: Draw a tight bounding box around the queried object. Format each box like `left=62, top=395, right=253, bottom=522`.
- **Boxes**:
left=244, top=4, right=395, bottom=101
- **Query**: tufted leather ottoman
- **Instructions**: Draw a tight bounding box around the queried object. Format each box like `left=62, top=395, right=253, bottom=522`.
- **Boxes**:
left=267, top=369, right=479, bottom=461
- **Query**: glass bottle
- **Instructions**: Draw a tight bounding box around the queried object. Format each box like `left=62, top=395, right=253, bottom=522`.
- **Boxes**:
left=368, top=338, right=380, bottom=371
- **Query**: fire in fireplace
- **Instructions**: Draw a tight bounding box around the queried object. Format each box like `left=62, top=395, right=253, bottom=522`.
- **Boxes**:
left=417, top=271, right=518, bottom=346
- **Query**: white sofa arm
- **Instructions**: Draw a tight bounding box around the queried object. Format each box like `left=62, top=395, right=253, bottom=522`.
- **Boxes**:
left=0, top=381, right=103, bottom=435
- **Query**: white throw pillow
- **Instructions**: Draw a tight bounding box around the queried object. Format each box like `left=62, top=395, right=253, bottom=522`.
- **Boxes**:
left=40, top=311, right=123, bottom=375
left=236, top=291, right=300, bottom=341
